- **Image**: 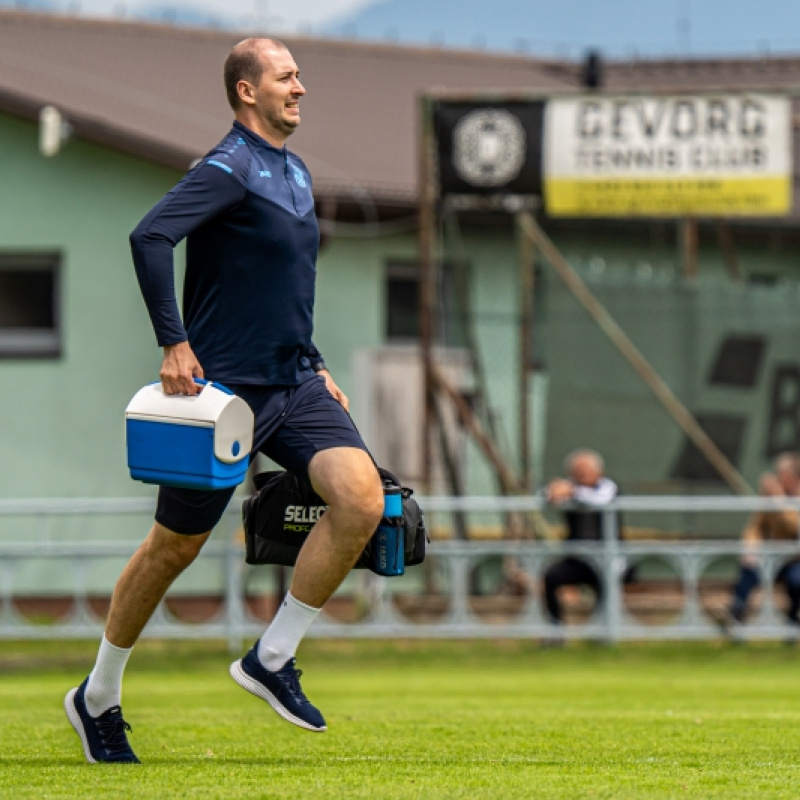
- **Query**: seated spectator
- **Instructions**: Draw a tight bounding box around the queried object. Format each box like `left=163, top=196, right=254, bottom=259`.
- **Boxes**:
left=714, top=452, right=800, bottom=633
left=543, top=449, right=620, bottom=626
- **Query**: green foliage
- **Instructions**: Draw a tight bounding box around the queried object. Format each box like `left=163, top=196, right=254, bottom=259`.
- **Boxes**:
left=2, top=640, right=800, bottom=798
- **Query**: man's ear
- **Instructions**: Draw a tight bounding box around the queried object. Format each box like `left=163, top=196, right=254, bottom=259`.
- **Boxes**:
left=237, top=80, right=256, bottom=107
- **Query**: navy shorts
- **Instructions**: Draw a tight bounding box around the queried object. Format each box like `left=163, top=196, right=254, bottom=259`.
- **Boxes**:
left=155, top=375, right=368, bottom=535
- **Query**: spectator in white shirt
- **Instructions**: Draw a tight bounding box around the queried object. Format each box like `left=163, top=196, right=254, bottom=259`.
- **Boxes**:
left=543, top=449, right=620, bottom=625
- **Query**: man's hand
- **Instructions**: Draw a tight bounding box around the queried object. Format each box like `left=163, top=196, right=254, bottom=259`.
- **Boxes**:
left=160, top=341, right=204, bottom=395
left=547, top=478, right=574, bottom=505
left=759, top=472, right=784, bottom=497
left=318, top=369, right=349, bottom=411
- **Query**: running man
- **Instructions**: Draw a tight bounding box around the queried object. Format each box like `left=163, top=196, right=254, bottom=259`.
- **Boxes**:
left=65, top=37, right=383, bottom=763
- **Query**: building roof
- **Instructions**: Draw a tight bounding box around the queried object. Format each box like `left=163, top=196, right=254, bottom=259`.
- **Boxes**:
left=604, top=55, right=800, bottom=92
left=0, top=10, right=575, bottom=204
left=3, top=10, right=800, bottom=210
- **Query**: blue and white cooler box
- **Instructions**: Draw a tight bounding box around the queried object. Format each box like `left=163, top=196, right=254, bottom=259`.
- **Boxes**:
left=125, top=380, right=254, bottom=490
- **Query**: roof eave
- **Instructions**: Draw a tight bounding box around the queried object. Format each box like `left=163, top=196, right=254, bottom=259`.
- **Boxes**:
left=0, top=85, right=196, bottom=172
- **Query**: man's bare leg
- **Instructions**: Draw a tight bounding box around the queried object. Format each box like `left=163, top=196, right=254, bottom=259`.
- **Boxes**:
left=105, top=524, right=211, bottom=648
left=231, top=446, right=382, bottom=730
left=291, top=447, right=383, bottom=606
left=260, top=446, right=382, bottom=663
left=66, top=522, right=211, bottom=762
left=82, top=524, right=210, bottom=715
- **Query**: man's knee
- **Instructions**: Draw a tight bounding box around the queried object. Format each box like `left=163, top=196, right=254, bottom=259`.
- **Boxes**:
left=333, top=472, right=384, bottom=536
left=309, top=448, right=383, bottom=534
left=149, top=523, right=210, bottom=573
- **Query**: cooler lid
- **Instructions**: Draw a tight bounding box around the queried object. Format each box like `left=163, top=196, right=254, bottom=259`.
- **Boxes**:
left=125, top=382, right=254, bottom=463
left=214, top=394, right=254, bottom=463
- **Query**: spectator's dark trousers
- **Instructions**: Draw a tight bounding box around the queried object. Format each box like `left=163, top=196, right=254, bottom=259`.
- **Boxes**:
left=730, top=561, right=800, bottom=623
left=544, top=557, right=602, bottom=623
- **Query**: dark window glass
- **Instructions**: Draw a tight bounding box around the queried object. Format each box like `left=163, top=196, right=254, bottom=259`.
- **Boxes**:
left=385, top=260, right=465, bottom=345
left=0, top=253, right=61, bottom=358
left=0, top=271, right=55, bottom=328
left=386, top=274, right=420, bottom=339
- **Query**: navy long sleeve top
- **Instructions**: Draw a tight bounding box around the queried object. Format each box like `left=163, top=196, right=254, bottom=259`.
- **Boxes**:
left=130, top=121, right=324, bottom=386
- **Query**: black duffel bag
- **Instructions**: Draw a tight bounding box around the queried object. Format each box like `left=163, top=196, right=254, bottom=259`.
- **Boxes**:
left=242, top=466, right=427, bottom=575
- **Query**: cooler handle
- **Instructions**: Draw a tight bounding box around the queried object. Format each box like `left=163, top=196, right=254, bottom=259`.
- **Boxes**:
left=148, top=378, right=235, bottom=396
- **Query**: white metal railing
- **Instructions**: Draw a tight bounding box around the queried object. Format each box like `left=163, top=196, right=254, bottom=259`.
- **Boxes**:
left=2, top=495, right=800, bottom=648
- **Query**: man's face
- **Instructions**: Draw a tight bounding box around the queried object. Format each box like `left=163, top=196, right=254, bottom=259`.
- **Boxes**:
left=249, top=44, right=305, bottom=139
left=570, top=456, right=601, bottom=487
left=775, top=459, right=800, bottom=495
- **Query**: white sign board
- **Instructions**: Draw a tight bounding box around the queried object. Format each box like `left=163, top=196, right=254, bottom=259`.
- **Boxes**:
left=544, top=94, right=792, bottom=217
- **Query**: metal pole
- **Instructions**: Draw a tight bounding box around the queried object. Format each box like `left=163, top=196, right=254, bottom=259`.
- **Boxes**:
left=601, top=508, right=622, bottom=644
left=226, top=540, right=243, bottom=653
left=418, top=95, right=438, bottom=493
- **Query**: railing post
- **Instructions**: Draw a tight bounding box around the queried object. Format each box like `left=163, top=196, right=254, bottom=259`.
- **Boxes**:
left=3, top=495, right=800, bottom=642
left=225, top=538, right=246, bottom=654
left=602, top=509, right=622, bottom=643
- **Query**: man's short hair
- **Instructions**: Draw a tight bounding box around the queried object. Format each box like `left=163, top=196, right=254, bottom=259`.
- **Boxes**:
left=564, top=448, right=604, bottom=475
left=775, top=451, right=800, bottom=478
left=223, top=37, right=287, bottom=110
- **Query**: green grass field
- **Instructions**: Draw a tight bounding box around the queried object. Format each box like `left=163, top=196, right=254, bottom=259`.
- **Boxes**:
left=2, top=639, right=800, bottom=799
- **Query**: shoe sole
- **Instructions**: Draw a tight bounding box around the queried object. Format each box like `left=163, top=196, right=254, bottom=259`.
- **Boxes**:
left=64, top=688, right=98, bottom=764
left=229, top=660, right=327, bottom=733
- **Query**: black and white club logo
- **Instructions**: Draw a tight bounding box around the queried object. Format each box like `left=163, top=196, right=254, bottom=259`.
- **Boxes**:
left=452, top=109, right=526, bottom=187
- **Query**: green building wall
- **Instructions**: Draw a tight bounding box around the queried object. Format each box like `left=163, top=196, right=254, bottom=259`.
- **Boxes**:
left=0, top=113, right=416, bottom=561
left=0, top=113, right=179, bottom=503
left=4, top=106, right=800, bottom=554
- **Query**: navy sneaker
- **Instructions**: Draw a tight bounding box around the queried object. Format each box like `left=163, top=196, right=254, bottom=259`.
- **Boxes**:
left=230, top=643, right=326, bottom=732
left=64, top=678, right=140, bottom=763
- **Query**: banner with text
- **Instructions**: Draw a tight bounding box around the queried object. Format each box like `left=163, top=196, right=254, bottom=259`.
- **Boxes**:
left=543, top=94, right=792, bottom=217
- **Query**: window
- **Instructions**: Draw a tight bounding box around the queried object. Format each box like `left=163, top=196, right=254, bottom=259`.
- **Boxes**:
left=385, top=261, right=420, bottom=340
left=0, top=253, right=61, bottom=358
left=385, top=260, right=465, bottom=345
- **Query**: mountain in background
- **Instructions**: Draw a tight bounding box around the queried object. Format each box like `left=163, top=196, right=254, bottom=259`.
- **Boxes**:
left=2, top=0, right=59, bottom=11
left=0, top=1, right=240, bottom=27
left=321, top=0, right=800, bottom=59
left=4, top=0, right=800, bottom=60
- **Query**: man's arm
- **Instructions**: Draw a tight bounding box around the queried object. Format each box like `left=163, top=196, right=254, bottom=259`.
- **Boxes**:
left=130, top=161, right=247, bottom=393
left=316, top=368, right=349, bottom=412
left=160, top=341, right=204, bottom=396
left=546, top=478, right=574, bottom=505
left=758, top=471, right=800, bottom=536
left=304, top=341, right=346, bottom=407
left=741, top=515, right=765, bottom=567
left=306, top=341, right=325, bottom=372
left=571, top=477, right=618, bottom=507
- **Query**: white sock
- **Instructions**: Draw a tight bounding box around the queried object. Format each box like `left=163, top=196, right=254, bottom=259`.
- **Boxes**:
left=84, top=635, right=133, bottom=717
left=257, top=592, right=320, bottom=671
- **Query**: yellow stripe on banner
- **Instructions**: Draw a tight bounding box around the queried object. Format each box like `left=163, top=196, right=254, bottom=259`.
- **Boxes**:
left=544, top=176, right=792, bottom=217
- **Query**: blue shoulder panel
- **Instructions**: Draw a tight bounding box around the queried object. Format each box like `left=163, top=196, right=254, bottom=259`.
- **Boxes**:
left=202, top=131, right=251, bottom=187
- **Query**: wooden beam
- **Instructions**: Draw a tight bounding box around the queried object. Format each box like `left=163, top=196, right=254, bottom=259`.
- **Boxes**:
left=680, top=218, right=698, bottom=279
left=717, top=222, right=743, bottom=283
left=431, top=363, right=524, bottom=495
left=518, top=214, right=753, bottom=496
left=516, top=210, right=537, bottom=490
left=418, top=96, right=437, bottom=492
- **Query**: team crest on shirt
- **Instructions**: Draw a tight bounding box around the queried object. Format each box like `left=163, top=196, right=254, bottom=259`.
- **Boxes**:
left=292, top=165, right=307, bottom=188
